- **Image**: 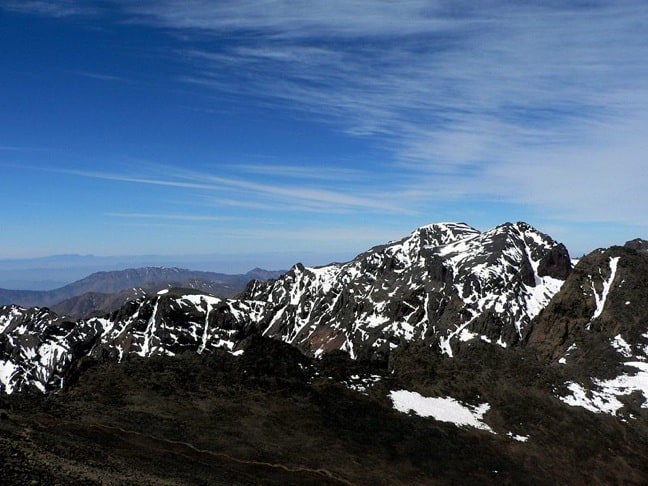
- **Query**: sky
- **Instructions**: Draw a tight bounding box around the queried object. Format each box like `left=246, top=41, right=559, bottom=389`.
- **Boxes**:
left=1, top=1, right=648, bottom=272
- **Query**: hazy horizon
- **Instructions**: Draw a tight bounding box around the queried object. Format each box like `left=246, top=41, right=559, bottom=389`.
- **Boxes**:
left=0, top=250, right=341, bottom=290
left=0, top=218, right=632, bottom=290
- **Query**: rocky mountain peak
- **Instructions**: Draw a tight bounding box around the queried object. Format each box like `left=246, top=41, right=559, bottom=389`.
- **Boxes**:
left=411, top=222, right=480, bottom=247
left=526, top=245, right=648, bottom=364
left=624, top=238, right=648, bottom=252
left=244, top=221, right=571, bottom=359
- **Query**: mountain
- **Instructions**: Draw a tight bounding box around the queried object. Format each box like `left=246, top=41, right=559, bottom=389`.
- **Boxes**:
left=243, top=221, right=571, bottom=359
left=0, top=221, right=572, bottom=393
left=0, top=267, right=285, bottom=314
left=50, top=290, right=149, bottom=319
left=49, top=277, right=263, bottom=319
left=1, top=222, right=648, bottom=483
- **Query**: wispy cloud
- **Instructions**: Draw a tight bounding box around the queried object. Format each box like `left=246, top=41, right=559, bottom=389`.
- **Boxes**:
left=0, top=145, right=45, bottom=152
left=131, top=1, right=647, bottom=226
left=72, top=71, right=127, bottom=82
left=122, top=1, right=456, bottom=38
left=233, top=163, right=364, bottom=181
left=2, top=1, right=100, bottom=17
left=58, top=165, right=411, bottom=214
left=209, top=225, right=406, bottom=247
left=105, top=212, right=231, bottom=222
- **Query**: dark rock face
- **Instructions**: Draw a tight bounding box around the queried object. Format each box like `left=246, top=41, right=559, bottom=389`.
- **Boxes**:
left=514, top=245, right=648, bottom=448
left=625, top=238, right=648, bottom=252
left=538, top=243, right=572, bottom=279
left=526, top=246, right=648, bottom=361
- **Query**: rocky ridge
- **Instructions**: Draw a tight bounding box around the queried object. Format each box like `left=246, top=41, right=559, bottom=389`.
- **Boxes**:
left=525, top=244, right=648, bottom=417
left=1, top=221, right=572, bottom=394
left=245, top=221, right=570, bottom=358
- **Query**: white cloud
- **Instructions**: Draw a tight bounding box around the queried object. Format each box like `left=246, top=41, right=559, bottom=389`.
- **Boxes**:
left=486, top=109, right=648, bottom=224
left=2, top=1, right=99, bottom=17
left=72, top=71, right=127, bottom=82
left=104, top=212, right=232, bottom=222
left=58, top=165, right=412, bottom=215
left=146, top=2, right=648, bottom=218
left=122, top=0, right=455, bottom=38
left=233, top=163, right=364, bottom=181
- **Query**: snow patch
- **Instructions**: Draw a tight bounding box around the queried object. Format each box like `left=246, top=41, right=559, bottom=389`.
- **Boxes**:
left=137, top=300, right=159, bottom=357
left=0, top=360, right=18, bottom=394
left=560, top=382, right=623, bottom=415
left=559, top=361, right=648, bottom=415
left=344, top=374, right=382, bottom=394
left=559, top=343, right=577, bottom=364
left=524, top=276, right=564, bottom=320
left=389, top=390, right=494, bottom=432
left=611, top=334, right=633, bottom=358
left=590, top=257, right=620, bottom=322
left=181, top=294, right=221, bottom=307
left=507, top=432, right=529, bottom=442
left=459, top=328, right=477, bottom=342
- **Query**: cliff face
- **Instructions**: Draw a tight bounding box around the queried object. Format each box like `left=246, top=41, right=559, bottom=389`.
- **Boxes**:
left=526, top=246, right=648, bottom=372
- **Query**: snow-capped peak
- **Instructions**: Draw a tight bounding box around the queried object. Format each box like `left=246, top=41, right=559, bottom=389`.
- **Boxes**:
left=247, top=221, right=571, bottom=358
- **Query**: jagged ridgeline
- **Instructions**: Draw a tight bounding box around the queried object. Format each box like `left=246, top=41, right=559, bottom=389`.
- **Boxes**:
left=244, top=221, right=571, bottom=358
left=1, top=221, right=573, bottom=393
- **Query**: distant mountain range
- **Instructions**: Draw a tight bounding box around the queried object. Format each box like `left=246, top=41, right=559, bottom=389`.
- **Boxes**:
left=1, top=221, right=648, bottom=483
left=0, top=267, right=285, bottom=318
left=0, top=252, right=338, bottom=290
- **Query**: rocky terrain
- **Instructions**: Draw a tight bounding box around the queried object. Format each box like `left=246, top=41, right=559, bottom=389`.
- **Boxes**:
left=1, top=222, right=648, bottom=484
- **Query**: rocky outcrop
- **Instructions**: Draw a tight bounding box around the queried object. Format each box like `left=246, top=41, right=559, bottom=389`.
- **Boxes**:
left=526, top=245, right=648, bottom=377
left=625, top=238, right=648, bottom=252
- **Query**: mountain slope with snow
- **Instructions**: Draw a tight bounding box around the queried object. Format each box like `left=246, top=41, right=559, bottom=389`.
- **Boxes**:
left=0, top=221, right=573, bottom=394
left=245, top=221, right=571, bottom=358
left=526, top=243, right=648, bottom=418
left=0, top=290, right=268, bottom=393
left=3, top=222, right=648, bottom=484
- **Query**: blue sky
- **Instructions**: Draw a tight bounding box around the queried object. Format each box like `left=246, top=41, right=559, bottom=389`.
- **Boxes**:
left=1, top=1, right=647, bottom=271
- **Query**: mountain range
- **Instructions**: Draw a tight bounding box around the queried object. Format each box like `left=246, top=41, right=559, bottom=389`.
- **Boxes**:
left=0, top=267, right=285, bottom=318
left=1, top=221, right=648, bottom=484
